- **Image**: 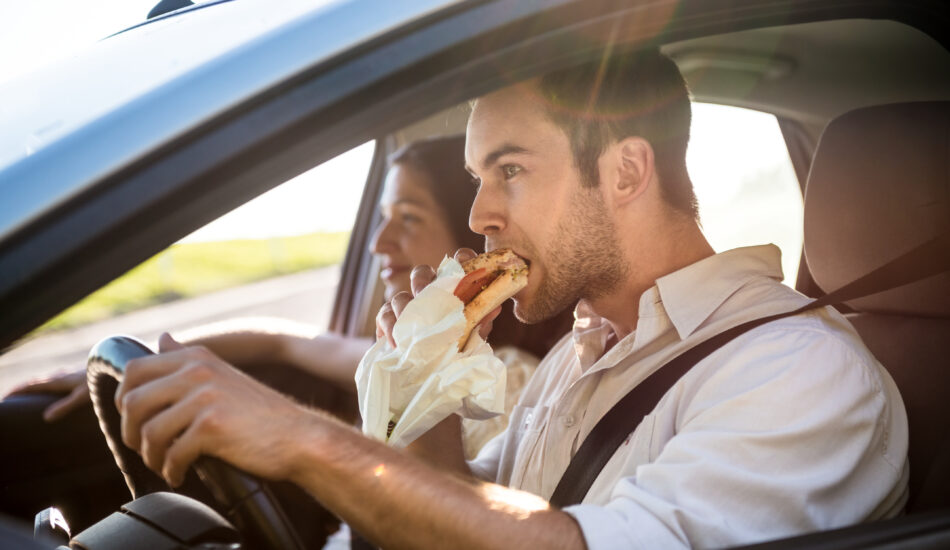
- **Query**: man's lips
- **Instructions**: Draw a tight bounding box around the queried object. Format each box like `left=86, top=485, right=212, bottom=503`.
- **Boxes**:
left=489, top=249, right=531, bottom=298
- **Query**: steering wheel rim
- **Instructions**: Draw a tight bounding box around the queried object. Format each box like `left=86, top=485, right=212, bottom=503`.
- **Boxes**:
left=87, top=335, right=306, bottom=550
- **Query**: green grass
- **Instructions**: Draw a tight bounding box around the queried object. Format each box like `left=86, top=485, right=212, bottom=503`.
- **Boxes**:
left=39, top=232, right=350, bottom=332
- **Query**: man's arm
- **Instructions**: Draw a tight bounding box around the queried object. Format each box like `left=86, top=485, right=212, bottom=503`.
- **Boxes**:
left=182, top=321, right=372, bottom=391
left=184, top=320, right=470, bottom=473
left=3, top=321, right=369, bottom=420
left=115, top=335, right=586, bottom=550
left=290, top=409, right=586, bottom=550
left=405, top=414, right=470, bottom=475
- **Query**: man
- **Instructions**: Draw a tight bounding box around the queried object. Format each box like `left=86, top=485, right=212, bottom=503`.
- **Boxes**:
left=116, top=50, right=908, bottom=548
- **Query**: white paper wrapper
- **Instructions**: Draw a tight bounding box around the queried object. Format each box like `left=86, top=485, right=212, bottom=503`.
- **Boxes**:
left=355, top=256, right=507, bottom=448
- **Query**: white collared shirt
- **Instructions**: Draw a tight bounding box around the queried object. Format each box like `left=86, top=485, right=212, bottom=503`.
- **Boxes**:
left=469, top=245, right=909, bottom=549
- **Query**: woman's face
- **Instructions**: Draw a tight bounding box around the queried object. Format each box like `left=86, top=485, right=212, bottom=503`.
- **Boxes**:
left=370, top=163, right=460, bottom=299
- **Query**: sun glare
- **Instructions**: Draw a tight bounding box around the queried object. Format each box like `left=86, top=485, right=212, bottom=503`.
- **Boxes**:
left=481, top=483, right=550, bottom=520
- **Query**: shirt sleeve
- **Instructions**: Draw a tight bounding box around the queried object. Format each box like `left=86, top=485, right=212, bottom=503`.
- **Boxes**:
left=467, top=430, right=505, bottom=482
left=563, top=323, right=908, bottom=549
left=464, top=346, right=541, bottom=473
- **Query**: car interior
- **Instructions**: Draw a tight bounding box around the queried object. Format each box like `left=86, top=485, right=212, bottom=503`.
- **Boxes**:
left=1, top=3, right=949, bottom=548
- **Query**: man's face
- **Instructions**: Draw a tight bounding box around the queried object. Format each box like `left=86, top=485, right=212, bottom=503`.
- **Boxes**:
left=465, top=84, right=627, bottom=323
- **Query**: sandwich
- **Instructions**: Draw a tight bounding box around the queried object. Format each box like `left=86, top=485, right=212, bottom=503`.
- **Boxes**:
left=453, top=248, right=529, bottom=350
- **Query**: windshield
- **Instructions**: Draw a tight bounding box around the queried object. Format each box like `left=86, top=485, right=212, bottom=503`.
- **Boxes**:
left=0, top=0, right=458, bottom=245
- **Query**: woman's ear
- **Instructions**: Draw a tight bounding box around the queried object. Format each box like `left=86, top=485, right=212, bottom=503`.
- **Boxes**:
left=613, top=137, right=655, bottom=204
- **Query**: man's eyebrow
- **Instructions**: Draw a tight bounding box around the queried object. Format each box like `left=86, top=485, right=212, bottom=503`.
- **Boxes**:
left=477, top=143, right=532, bottom=170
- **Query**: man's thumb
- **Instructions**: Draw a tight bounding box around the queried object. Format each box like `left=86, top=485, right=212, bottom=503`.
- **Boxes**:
left=158, top=332, right=185, bottom=353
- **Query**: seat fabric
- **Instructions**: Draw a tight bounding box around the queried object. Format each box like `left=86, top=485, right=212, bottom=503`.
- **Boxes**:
left=803, top=101, right=950, bottom=513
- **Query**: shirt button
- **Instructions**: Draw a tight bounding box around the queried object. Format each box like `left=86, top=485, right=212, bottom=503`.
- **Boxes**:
left=562, top=415, right=575, bottom=427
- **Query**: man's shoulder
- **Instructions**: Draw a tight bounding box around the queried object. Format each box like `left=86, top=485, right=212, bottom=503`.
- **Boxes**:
left=717, top=274, right=870, bottom=353
left=687, top=304, right=888, bottom=411
left=681, top=274, right=893, bottom=399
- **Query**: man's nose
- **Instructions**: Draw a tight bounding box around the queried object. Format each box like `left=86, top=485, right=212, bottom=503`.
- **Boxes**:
left=469, top=184, right=506, bottom=237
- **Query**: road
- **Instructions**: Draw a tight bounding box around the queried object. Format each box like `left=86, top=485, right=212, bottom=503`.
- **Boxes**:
left=0, top=265, right=341, bottom=395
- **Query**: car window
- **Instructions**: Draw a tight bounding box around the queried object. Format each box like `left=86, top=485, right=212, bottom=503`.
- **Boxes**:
left=0, top=141, right=375, bottom=393
left=688, top=102, right=803, bottom=285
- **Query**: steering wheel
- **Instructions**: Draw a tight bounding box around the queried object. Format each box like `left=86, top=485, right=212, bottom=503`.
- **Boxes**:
left=87, top=335, right=306, bottom=550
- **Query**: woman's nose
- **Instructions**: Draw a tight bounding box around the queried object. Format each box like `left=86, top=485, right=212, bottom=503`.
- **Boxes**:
left=369, top=219, right=398, bottom=255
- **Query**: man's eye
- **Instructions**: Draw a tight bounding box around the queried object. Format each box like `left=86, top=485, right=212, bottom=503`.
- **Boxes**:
left=470, top=175, right=482, bottom=189
left=401, top=213, right=421, bottom=224
left=502, top=164, right=522, bottom=179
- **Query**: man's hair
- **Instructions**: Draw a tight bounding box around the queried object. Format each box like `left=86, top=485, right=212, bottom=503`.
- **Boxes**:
left=535, top=49, right=698, bottom=220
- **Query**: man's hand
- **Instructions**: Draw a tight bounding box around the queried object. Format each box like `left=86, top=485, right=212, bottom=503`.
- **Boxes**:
left=115, top=333, right=314, bottom=487
left=4, top=369, right=89, bottom=421
left=375, top=248, right=502, bottom=347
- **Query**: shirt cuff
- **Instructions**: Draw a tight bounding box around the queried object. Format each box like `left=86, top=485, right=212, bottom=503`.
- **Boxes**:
left=563, top=503, right=687, bottom=550
left=466, top=458, right=495, bottom=482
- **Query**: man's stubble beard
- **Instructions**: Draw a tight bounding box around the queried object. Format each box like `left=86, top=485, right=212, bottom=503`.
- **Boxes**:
left=514, top=187, right=629, bottom=324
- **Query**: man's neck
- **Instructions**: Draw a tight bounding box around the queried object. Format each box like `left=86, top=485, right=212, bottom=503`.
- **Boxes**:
left=588, top=224, right=714, bottom=341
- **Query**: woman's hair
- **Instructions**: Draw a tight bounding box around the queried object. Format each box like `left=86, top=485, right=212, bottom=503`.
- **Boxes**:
left=388, top=135, right=483, bottom=253
left=386, top=135, right=574, bottom=357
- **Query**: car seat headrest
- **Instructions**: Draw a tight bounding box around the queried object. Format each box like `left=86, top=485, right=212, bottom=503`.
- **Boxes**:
left=804, top=101, right=950, bottom=317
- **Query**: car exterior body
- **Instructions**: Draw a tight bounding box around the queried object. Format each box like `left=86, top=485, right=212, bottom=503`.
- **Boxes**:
left=1, top=0, right=949, bottom=547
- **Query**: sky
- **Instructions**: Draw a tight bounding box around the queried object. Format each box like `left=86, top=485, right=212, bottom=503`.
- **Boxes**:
left=0, top=1, right=803, bottom=278
left=0, top=0, right=371, bottom=241
left=0, top=0, right=160, bottom=86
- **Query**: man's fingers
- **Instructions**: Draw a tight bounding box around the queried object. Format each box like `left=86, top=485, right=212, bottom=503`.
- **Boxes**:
left=391, top=291, right=413, bottom=318
left=454, top=248, right=478, bottom=264
left=158, top=332, right=185, bottom=353
left=5, top=379, right=60, bottom=396
left=410, top=265, right=437, bottom=297
left=119, top=360, right=216, bottom=451
left=376, top=302, right=397, bottom=348
left=477, top=306, right=502, bottom=341
left=377, top=290, right=413, bottom=347
left=43, top=384, right=91, bottom=422
left=162, top=414, right=212, bottom=487
left=139, top=388, right=213, bottom=474
left=6, top=369, right=85, bottom=397
left=116, top=347, right=215, bottom=412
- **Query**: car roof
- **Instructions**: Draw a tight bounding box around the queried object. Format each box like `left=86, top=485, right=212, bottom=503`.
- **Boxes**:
left=396, top=18, right=950, bottom=148
left=0, top=0, right=460, bottom=244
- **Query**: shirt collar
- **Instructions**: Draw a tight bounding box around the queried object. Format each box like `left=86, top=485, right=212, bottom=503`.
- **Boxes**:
left=657, top=245, right=784, bottom=339
left=571, top=245, right=784, bottom=367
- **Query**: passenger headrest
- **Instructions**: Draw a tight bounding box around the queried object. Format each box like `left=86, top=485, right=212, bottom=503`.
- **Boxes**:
left=804, top=101, right=950, bottom=317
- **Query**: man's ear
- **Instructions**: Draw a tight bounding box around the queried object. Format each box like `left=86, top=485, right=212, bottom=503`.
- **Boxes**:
left=610, top=137, right=655, bottom=205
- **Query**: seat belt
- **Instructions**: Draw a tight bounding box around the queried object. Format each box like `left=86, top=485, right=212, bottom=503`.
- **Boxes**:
left=549, top=231, right=950, bottom=508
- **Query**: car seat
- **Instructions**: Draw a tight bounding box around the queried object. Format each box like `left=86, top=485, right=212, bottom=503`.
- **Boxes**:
left=803, top=101, right=950, bottom=513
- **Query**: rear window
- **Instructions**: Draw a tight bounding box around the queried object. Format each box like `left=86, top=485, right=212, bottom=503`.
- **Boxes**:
left=687, top=102, right=803, bottom=284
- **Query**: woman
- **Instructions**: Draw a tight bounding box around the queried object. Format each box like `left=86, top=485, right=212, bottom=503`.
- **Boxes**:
left=7, top=135, right=572, bottom=460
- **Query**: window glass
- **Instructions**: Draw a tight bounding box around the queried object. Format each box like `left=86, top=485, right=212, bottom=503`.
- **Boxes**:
left=687, top=103, right=803, bottom=284
left=0, top=142, right=375, bottom=393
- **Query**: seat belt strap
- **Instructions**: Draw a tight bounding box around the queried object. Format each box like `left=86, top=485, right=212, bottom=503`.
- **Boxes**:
left=549, top=231, right=950, bottom=508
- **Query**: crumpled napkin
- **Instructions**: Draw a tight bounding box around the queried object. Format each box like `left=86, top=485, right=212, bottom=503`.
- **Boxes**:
left=355, top=256, right=507, bottom=448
